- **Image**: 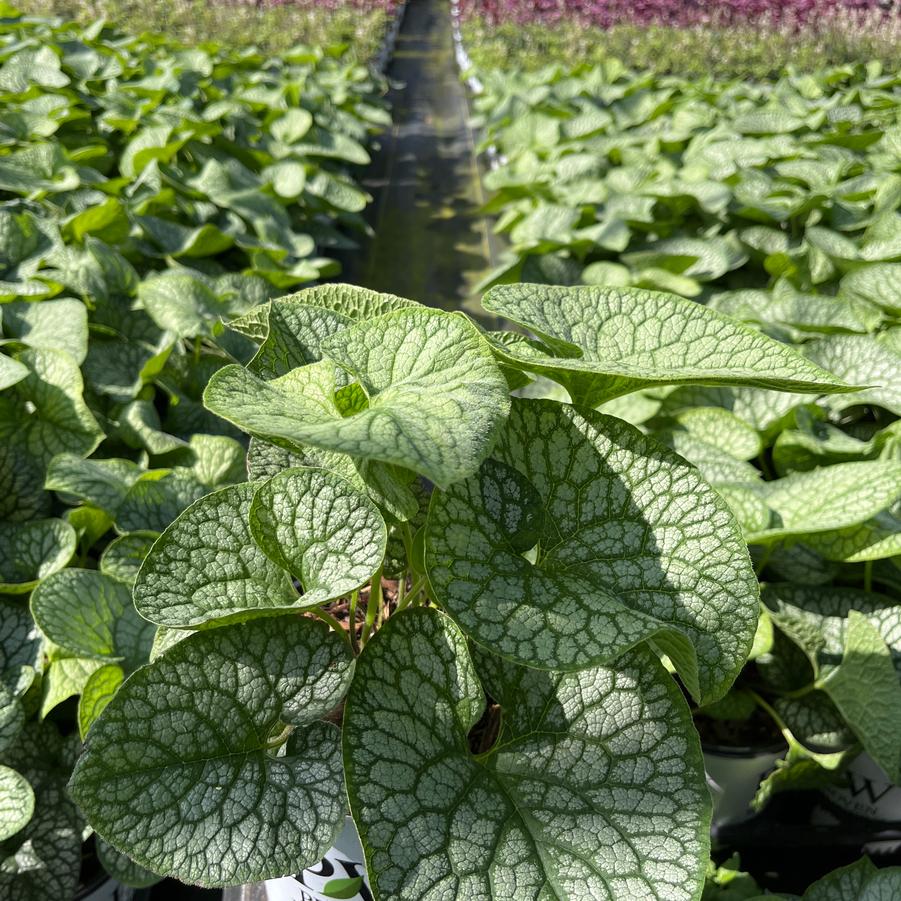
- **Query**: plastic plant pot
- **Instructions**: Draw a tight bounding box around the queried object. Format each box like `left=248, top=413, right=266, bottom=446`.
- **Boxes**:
left=704, top=743, right=786, bottom=828
left=76, top=874, right=143, bottom=901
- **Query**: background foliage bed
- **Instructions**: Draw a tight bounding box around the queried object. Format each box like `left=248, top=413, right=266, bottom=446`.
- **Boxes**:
left=461, top=16, right=901, bottom=873
left=457, top=0, right=901, bottom=77
left=2, top=1, right=901, bottom=899
left=0, top=9, right=390, bottom=896
left=10, top=0, right=404, bottom=58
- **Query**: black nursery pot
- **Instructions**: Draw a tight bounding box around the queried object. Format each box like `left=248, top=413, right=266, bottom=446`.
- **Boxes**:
left=75, top=838, right=143, bottom=901
left=75, top=866, right=148, bottom=901
left=221, top=817, right=372, bottom=901
left=811, top=753, right=901, bottom=863
left=709, top=751, right=901, bottom=893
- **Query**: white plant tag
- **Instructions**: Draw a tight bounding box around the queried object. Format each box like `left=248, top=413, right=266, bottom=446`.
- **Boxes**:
left=265, top=818, right=371, bottom=901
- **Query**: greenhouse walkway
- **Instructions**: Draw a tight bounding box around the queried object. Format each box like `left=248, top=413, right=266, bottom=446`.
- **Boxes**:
left=347, top=0, right=500, bottom=322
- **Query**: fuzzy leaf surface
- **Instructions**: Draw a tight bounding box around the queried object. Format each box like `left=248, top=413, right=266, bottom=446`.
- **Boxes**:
left=820, top=612, right=901, bottom=783
left=134, top=484, right=297, bottom=629
left=743, top=461, right=901, bottom=544
left=31, top=569, right=154, bottom=670
left=426, top=399, right=758, bottom=703
left=205, top=308, right=510, bottom=488
left=249, top=467, right=386, bottom=607
left=0, top=518, right=75, bottom=594
left=0, top=766, right=33, bottom=842
left=482, top=284, right=852, bottom=405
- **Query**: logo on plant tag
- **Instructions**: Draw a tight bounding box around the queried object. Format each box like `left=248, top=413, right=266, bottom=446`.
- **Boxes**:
left=265, top=819, right=372, bottom=901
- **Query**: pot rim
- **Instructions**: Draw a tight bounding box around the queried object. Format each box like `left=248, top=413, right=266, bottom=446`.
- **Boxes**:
left=703, top=740, right=788, bottom=757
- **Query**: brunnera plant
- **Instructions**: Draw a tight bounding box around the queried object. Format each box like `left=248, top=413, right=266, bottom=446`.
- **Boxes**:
left=69, top=283, right=854, bottom=899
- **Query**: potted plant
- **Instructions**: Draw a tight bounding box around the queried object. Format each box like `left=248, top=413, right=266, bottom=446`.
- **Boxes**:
left=693, top=584, right=901, bottom=831
left=64, top=282, right=857, bottom=899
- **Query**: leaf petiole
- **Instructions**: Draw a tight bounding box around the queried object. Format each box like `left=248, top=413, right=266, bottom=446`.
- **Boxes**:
left=360, top=567, right=383, bottom=648
left=312, top=608, right=354, bottom=653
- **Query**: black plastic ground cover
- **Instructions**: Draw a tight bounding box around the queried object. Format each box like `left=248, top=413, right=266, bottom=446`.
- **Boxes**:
left=341, top=0, right=502, bottom=323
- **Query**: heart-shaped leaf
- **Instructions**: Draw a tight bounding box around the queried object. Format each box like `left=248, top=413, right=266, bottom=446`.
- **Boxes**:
left=99, top=532, right=157, bottom=585
left=426, top=399, right=758, bottom=703
left=45, top=454, right=146, bottom=516
left=248, top=285, right=419, bottom=380
left=344, top=608, right=709, bottom=901
left=763, top=583, right=901, bottom=679
left=249, top=467, right=386, bottom=606
left=0, top=766, right=33, bottom=842
left=0, top=600, right=43, bottom=699
left=820, top=612, right=901, bottom=784
left=839, top=263, right=901, bottom=315
left=741, top=460, right=901, bottom=544
left=78, top=664, right=124, bottom=740
left=482, top=284, right=852, bottom=405
left=139, top=272, right=239, bottom=339
left=804, top=503, right=901, bottom=562
left=204, top=307, right=510, bottom=489
left=1, top=724, right=85, bottom=901
left=30, top=569, right=154, bottom=670
left=0, top=348, right=103, bottom=467
left=249, top=302, right=352, bottom=380
left=806, top=334, right=901, bottom=417
left=804, top=857, right=901, bottom=900
left=0, top=518, right=75, bottom=594
left=0, top=299, right=88, bottom=364
left=96, top=835, right=163, bottom=889
left=134, top=484, right=297, bottom=629
left=70, top=616, right=354, bottom=886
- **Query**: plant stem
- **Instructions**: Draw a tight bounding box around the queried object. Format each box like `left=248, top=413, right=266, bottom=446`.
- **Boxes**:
left=408, top=575, right=429, bottom=607
left=348, top=589, right=359, bottom=653
left=264, top=722, right=293, bottom=751
left=312, top=608, right=353, bottom=653
left=396, top=574, right=420, bottom=612
left=776, top=682, right=817, bottom=700
left=395, top=576, right=406, bottom=614
left=361, top=567, right=383, bottom=648
left=747, top=689, right=793, bottom=743
left=863, top=560, right=873, bottom=592
left=401, top=521, right=414, bottom=566
left=757, top=450, right=775, bottom=481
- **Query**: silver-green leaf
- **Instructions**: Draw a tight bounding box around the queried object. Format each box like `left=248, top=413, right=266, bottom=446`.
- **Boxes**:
left=343, top=607, right=710, bottom=901
left=204, top=307, right=510, bottom=489
left=133, top=484, right=297, bottom=629
left=425, top=399, right=758, bottom=703
left=0, top=518, right=75, bottom=594
left=70, top=616, right=354, bottom=886
left=30, top=569, right=154, bottom=670
left=0, top=766, right=33, bottom=843
left=482, top=284, right=853, bottom=405
left=249, top=467, right=386, bottom=607
left=741, top=460, right=901, bottom=544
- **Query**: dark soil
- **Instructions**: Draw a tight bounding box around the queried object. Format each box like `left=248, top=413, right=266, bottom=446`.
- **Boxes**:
left=695, top=706, right=784, bottom=750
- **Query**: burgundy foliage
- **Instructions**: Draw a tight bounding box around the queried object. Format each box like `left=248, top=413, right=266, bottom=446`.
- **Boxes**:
left=457, top=0, right=896, bottom=28
left=228, top=0, right=399, bottom=9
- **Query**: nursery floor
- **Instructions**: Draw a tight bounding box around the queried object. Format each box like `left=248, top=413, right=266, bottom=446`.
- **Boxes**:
left=345, top=0, right=502, bottom=324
